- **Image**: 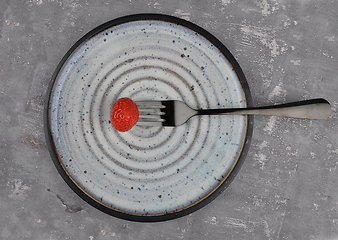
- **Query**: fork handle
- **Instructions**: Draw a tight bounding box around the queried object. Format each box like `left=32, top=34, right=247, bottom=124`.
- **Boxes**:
left=196, top=98, right=331, bottom=120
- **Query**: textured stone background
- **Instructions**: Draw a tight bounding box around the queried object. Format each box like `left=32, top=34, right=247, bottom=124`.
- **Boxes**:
left=1, top=0, right=337, bottom=239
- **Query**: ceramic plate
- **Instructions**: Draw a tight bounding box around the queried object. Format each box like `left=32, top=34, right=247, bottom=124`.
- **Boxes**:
left=44, top=14, right=253, bottom=222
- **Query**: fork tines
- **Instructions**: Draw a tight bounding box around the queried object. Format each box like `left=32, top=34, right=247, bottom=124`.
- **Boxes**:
left=136, top=101, right=165, bottom=126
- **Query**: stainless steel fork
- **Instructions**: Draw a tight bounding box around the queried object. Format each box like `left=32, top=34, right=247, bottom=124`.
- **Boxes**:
left=135, top=98, right=331, bottom=127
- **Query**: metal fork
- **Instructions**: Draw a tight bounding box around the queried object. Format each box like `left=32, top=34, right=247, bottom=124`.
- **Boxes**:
left=135, top=98, right=331, bottom=127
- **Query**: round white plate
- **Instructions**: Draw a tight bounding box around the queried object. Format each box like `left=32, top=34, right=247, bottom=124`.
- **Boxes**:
left=45, top=14, right=253, bottom=222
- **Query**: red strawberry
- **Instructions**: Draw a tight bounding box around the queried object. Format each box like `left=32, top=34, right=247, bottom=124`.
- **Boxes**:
left=110, top=97, right=139, bottom=132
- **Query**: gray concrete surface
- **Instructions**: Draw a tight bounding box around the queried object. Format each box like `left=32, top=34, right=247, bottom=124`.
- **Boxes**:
left=1, top=0, right=338, bottom=239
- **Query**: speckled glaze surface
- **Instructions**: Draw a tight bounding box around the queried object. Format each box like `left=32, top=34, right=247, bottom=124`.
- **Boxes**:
left=45, top=14, right=253, bottom=221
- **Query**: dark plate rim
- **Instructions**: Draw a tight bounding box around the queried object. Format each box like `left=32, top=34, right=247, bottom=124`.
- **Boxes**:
left=44, top=13, right=253, bottom=222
